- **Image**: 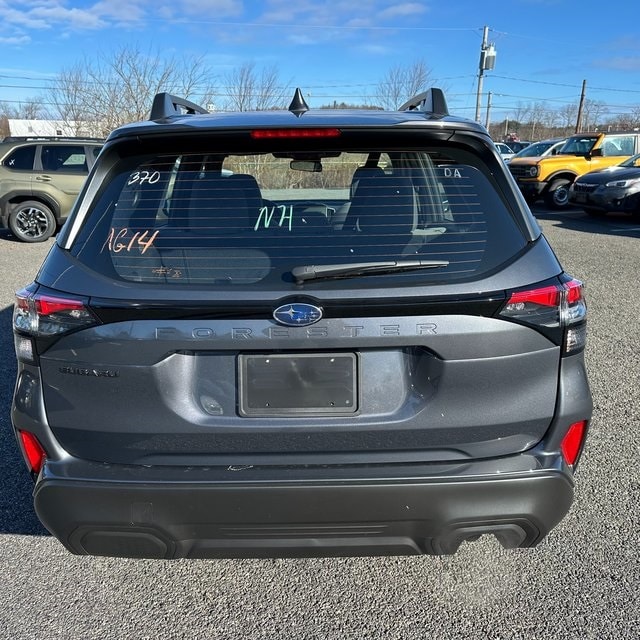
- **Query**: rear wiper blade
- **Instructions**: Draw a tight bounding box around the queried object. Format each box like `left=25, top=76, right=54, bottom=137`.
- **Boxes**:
left=292, top=259, right=449, bottom=283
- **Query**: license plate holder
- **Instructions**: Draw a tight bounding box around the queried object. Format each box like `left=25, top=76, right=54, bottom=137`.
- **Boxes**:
left=238, top=353, right=358, bottom=417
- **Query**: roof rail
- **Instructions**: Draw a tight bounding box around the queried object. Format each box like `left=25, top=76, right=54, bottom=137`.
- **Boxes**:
left=2, top=136, right=104, bottom=142
left=399, top=88, right=449, bottom=117
left=149, top=92, right=209, bottom=120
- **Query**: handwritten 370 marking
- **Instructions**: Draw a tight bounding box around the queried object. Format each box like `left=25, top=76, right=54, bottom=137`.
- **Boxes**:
left=127, top=170, right=161, bottom=186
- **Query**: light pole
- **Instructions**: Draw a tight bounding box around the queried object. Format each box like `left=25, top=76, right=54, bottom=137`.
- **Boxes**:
left=475, top=26, right=496, bottom=123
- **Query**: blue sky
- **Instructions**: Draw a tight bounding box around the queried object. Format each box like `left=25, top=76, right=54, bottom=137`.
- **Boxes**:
left=1, top=0, right=640, bottom=123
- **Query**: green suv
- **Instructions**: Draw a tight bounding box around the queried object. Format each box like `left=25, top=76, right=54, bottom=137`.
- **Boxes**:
left=0, top=137, right=102, bottom=242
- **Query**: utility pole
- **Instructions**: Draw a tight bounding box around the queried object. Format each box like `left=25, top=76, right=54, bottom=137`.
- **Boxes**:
left=575, top=79, right=587, bottom=133
left=475, top=26, right=497, bottom=123
left=485, top=91, right=492, bottom=129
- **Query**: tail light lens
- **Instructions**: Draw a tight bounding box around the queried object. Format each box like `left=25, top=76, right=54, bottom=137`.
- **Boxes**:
left=13, top=288, right=99, bottom=363
left=499, top=278, right=586, bottom=354
left=14, top=289, right=97, bottom=337
left=17, top=430, right=47, bottom=475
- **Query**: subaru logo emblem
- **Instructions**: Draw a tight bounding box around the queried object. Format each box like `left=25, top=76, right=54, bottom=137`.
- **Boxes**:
left=273, top=303, right=323, bottom=327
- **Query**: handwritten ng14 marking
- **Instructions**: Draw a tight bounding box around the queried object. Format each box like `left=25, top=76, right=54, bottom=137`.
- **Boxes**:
left=102, top=228, right=159, bottom=254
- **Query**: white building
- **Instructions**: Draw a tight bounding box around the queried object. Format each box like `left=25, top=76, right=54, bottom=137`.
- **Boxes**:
left=5, top=119, right=100, bottom=138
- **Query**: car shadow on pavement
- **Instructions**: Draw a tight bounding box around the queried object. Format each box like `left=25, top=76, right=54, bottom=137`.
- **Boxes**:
left=531, top=206, right=640, bottom=239
left=0, top=305, right=49, bottom=536
left=0, top=228, right=22, bottom=243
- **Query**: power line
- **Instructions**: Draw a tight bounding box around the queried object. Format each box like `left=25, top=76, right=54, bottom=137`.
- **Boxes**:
left=2, top=72, right=639, bottom=104
left=492, top=74, right=640, bottom=95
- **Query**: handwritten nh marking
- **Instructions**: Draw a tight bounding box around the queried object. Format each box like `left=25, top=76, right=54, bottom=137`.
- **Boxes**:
left=254, top=205, right=293, bottom=231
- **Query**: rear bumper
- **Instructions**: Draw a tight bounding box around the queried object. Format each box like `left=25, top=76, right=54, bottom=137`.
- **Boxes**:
left=34, top=455, right=575, bottom=559
left=569, top=189, right=640, bottom=213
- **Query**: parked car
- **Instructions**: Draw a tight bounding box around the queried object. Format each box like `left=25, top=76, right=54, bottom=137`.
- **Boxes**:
left=495, top=141, right=515, bottom=162
left=12, top=88, right=592, bottom=559
left=0, top=136, right=102, bottom=242
left=569, top=152, right=640, bottom=218
left=506, top=140, right=532, bottom=154
left=508, top=131, right=640, bottom=208
left=511, top=138, right=567, bottom=160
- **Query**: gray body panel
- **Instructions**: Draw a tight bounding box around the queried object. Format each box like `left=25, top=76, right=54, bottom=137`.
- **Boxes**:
left=39, top=314, right=559, bottom=463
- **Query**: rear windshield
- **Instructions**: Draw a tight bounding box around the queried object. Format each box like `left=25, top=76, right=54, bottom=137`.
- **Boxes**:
left=70, top=144, right=526, bottom=289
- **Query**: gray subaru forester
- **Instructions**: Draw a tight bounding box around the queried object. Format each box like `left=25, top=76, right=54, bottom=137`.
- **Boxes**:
left=11, top=89, right=592, bottom=559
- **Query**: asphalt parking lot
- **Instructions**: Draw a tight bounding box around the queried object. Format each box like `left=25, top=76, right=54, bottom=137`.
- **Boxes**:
left=0, top=206, right=638, bottom=640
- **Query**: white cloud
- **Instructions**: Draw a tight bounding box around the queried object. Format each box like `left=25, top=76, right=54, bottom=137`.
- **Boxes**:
left=357, top=43, right=391, bottom=56
left=28, top=5, right=106, bottom=29
left=179, top=0, right=242, bottom=17
left=0, top=6, right=51, bottom=29
left=258, top=0, right=419, bottom=29
left=0, top=0, right=148, bottom=36
left=0, top=34, right=31, bottom=44
left=92, top=0, right=146, bottom=23
left=595, top=56, right=640, bottom=72
left=379, top=3, right=428, bottom=19
left=0, top=0, right=427, bottom=48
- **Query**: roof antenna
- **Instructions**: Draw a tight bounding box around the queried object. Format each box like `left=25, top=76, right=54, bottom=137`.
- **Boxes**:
left=288, top=88, right=309, bottom=117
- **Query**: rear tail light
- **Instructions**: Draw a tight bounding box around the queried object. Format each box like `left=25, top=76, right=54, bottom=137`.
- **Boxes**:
left=499, top=278, right=587, bottom=354
left=17, top=430, right=47, bottom=475
left=561, top=420, right=588, bottom=467
left=13, top=288, right=99, bottom=362
left=14, top=289, right=98, bottom=337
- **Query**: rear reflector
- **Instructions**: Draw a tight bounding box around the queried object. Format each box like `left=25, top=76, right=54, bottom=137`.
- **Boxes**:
left=561, top=421, right=588, bottom=466
left=251, top=128, right=341, bottom=139
left=18, top=430, right=47, bottom=475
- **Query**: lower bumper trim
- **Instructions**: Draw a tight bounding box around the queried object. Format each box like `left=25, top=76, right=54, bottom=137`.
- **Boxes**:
left=35, top=470, right=573, bottom=558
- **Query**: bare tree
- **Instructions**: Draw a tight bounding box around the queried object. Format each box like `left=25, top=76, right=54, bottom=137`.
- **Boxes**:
left=557, top=103, right=578, bottom=133
left=581, top=99, right=608, bottom=131
left=47, top=45, right=217, bottom=137
left=47, top=64, right=92, bottom=135
left=374, top=60, right=437, bottom=110
left=511, top=102, right=531, bottom=125
left=0, top=97, right=48, bottom=138
left=222, top=63, right=290, bottom=111
left=608, top=106, right=640, bottom=130
left=0, top=97, right=46, bottom=120
left=542, top=107, right=562, bottom=134
left=527, top=101, right=549, bottom=140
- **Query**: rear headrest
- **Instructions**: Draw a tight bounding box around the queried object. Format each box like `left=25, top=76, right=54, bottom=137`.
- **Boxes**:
left=227, top=173, right=263, bottom=214
left=350, top=173, right=416, bottom=235
left=188, top=173, right=249, bottom=233
left=350, top=166, right=385, bottom=198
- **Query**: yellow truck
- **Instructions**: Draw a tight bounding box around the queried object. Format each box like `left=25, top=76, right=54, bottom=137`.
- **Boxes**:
left=508, top=131, right=640, bottom=209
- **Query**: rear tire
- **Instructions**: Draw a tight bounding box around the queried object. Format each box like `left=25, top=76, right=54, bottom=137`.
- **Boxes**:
left=544, top=179, right=572, bottom=210
left=8, top=200, right=57, bottom=242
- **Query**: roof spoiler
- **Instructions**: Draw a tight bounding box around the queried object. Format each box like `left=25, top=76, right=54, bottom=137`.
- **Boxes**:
left=399, top=88, right=449, bottom=117
left=149, top=93, right=208, bottom=120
